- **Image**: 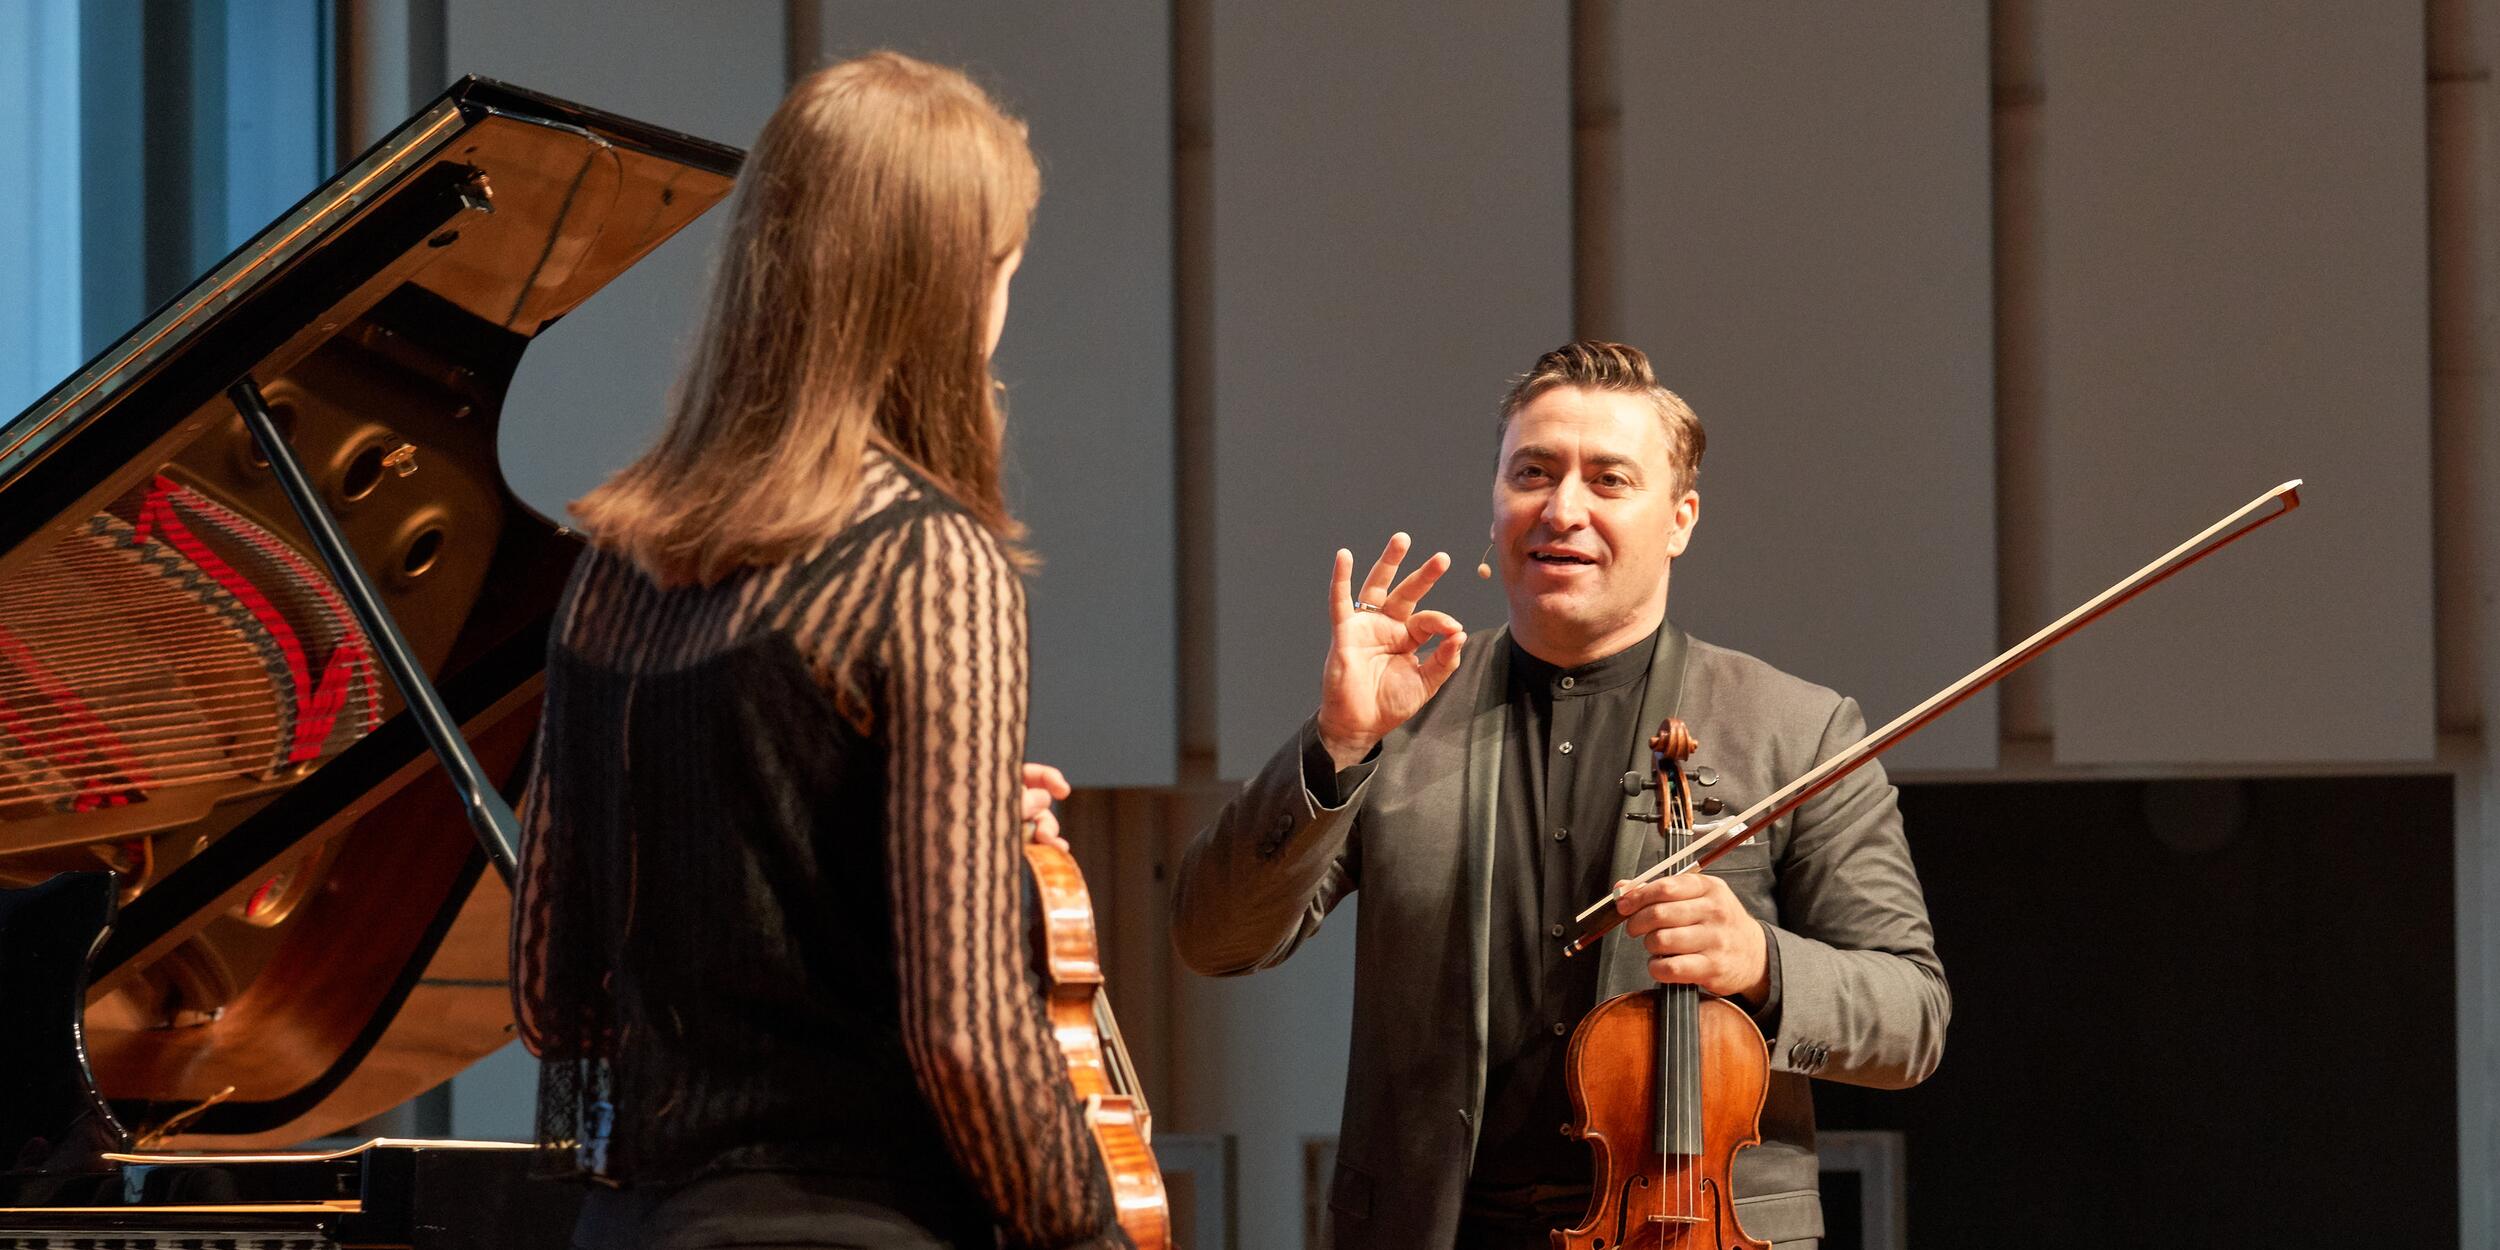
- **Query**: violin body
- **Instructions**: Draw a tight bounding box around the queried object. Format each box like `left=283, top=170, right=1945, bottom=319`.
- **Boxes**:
left=1026, top=841, right=1170, bottom=1249
left=1554, top=988, right=1769, bottom=1250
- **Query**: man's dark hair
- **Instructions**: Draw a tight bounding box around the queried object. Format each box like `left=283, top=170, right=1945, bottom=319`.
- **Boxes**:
left=1499, top=340, right=1706, bottom=494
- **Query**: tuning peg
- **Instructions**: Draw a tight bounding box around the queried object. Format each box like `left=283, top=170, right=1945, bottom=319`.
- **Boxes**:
left=1619, top=771, right=1658, bottom=797
left=1625, top=809, right=1662, bottom=824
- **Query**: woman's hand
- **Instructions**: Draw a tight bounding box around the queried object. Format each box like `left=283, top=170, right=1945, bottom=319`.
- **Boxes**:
left=1020, top=762, right=1070, bottom=851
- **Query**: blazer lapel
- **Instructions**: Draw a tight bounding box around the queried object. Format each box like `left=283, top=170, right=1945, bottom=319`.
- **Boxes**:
left=1597, top=622, right=1691, bottom=1001
left=1459, top=625, right=1510, bottom=1150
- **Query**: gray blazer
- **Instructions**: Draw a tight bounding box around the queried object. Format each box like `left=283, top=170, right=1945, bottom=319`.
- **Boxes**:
left=1170, top=623, right=1949, bottom=1248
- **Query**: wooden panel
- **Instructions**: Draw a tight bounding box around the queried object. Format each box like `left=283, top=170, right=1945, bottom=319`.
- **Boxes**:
left=2039, top=2, right=2433, bottom=765
left=813, top=2, right=1179, bottom=785
left=446, top=0, right=784, bottom=528
left=1210, top=2, right=1570, bottom=779
left=1612, top=6, right=1998, bottom=771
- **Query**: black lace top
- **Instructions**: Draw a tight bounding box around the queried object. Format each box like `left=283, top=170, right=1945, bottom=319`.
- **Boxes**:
left=511, top=455, right=1127, bottom=1248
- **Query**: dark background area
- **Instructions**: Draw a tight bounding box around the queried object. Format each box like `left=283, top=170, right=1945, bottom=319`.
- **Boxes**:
left=1817, top=775, right=2457, bottom=1248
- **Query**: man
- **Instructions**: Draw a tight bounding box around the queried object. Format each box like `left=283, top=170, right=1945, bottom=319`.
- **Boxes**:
left=1170, top=341, right=1949, bottom=1250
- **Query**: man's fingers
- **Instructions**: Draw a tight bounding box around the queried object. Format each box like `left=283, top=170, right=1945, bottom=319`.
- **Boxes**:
left=1614, top=872, right=1714, bottom=913
left=1329, top=548, right=1355, bottom=626
left=1643, top=926, right=1715, bottom=957
left=1407, top=609, right=1464, bottom=646
left=1646, top=953, right=1712, bottom=987
left=1626, top=898, right=1720, bottom=938
left=1419, top=631, right=1467, bottom=691
left=1382, top=551, right=1451, bottom=616
left=1021, top=762, right=1072, bottom=800
left=1358, top=532, right=1412, bottom=606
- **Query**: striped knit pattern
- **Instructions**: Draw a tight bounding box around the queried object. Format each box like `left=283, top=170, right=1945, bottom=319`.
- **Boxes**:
left=510, top=455, right=1125, bottom=1248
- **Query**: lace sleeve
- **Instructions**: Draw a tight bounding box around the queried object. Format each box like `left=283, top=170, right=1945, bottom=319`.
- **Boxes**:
left=875, top=510, right=1128, bottom=1249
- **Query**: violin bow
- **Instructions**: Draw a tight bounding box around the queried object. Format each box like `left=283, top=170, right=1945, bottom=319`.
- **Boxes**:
left=1562, top=478, right=2304, bottom=957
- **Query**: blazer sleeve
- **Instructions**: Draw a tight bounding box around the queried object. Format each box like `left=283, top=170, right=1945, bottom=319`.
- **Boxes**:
left=1759, top=695, right=1952, bottom=1089
left=1169, top=717, right=1366, bottom=976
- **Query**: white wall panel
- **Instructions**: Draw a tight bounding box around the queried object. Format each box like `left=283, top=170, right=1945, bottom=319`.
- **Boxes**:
left=814, top=2, right=1178, bottom=785
left=1211, top=5, right=1570, bottom=780
left=2040, top=3, right=2433, bottom=765
left=448, top=0, right=783, bottom=528
left=1204, top=6, right=1568, bottom=1243
left=438, top=0, right=784, bottom=1156
left=1613, top=6, right=1998, bottom=771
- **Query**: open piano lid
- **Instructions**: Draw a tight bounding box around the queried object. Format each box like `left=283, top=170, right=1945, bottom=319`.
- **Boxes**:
left=0, top=79, right=740, bottom=1156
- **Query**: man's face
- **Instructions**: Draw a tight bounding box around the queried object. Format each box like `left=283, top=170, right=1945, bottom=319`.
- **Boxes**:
left=1493, top=386, right=1700, bottom=656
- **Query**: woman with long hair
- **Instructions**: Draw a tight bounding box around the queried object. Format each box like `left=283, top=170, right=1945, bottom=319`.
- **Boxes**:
left=511, top=53, right=1129, bottom=1250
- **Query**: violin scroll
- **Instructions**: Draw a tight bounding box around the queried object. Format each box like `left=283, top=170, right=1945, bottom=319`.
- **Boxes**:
left=1651, top=717, right=1699, bottom=765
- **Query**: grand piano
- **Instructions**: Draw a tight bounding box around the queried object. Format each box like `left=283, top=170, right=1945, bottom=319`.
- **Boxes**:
left=0, top=79, right=741, bottom=1246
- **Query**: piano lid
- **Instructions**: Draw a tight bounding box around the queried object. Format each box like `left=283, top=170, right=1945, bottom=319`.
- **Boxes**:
left=0, top=79, right=740, bottom=1150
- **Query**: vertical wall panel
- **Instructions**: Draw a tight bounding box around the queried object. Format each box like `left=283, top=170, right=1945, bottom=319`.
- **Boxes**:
left=2040, top=3, right=2433, bottom=765
left=814, top=2, right=1177, bottom=786
left=1211, top=4, right=1569, bottom=779
left=1613, top=7, right=1998, bottom=771
left=451, top=0, right=782, bottom=527
left=439, top=0, right=787, bottom=1147
left=1203, top=6, right=1567, bottom=1244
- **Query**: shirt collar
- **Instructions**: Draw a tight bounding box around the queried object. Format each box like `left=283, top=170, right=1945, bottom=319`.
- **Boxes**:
left=1508, top=624, right=1662, bottom=699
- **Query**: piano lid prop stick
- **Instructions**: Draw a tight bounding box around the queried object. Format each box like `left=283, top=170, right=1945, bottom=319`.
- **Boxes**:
left=228, top=377, right=523, bottom=882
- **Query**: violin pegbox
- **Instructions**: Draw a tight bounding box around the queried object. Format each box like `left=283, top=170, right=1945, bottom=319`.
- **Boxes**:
left=1651, top=717, right=1700, bottom=847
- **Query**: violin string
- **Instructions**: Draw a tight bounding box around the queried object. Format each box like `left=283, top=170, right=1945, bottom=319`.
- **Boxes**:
left=1680, top=771, right=1697, bottom=1216
left=1667, top=761, right=1691, bottom=1220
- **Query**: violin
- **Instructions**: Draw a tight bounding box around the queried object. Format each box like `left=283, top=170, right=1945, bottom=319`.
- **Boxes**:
left=1026, top=839, right=1171, bottom=1248
left=1554, top=718, right=1767, bottom=1250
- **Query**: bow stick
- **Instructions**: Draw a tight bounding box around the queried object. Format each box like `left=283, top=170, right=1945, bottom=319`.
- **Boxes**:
left=1562, top=479, right=2304, bottom=957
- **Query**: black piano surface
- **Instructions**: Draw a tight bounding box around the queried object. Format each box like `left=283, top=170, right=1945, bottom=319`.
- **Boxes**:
left=0, top=78, right=739, bottom=1246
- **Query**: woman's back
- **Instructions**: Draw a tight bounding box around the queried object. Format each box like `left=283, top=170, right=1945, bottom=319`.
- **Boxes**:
left=514, top=455, right=1123, bottom=1245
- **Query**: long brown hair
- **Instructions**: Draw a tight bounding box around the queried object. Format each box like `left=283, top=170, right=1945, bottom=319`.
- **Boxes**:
left=573, top=52, right=1041, bottom=585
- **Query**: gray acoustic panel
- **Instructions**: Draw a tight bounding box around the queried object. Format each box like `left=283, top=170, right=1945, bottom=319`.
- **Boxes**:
left=447, top=0, right=783, bottom=525
left=1613, top=6, right=1998, bottom=772
left=1211, top=4, right=1571, bottom=779
left=1170, top=895, right=1359, bottom=1250
left=2039, top=2, right=2432, bottom=765
left=814, top=2, right=1178, bottom=785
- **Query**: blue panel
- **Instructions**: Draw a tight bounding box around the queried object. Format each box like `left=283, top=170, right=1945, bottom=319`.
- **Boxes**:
left=0, top=4, right=85, bottom=416
left=212, top=0, right=332, bottom=262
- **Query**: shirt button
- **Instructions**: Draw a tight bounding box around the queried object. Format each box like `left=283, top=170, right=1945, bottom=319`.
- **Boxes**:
left=1559, top=676, right=1575, bottom=690
left=1552, top=1021, right=1569, bottom=1036
left=1553, top=827, right=1568, bottom=842
left=1548, top=923, right=1564, bottom=938
left=1558, top=741, right=1574, bottom=755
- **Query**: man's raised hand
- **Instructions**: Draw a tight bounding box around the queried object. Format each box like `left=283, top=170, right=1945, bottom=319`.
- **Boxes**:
left=1315, top=533, right=1468, bottom=770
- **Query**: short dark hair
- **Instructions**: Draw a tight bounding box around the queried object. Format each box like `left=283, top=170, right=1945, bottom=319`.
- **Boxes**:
left=1499, top=340, right=1706, bottom=494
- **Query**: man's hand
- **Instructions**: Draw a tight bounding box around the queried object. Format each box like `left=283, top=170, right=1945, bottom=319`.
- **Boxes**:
left=1021, top=762, right=1071, bottom=851
left=1316, top=533, right=1468, bottom=770
left=1616, top=872, right=1769, bottom=1002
